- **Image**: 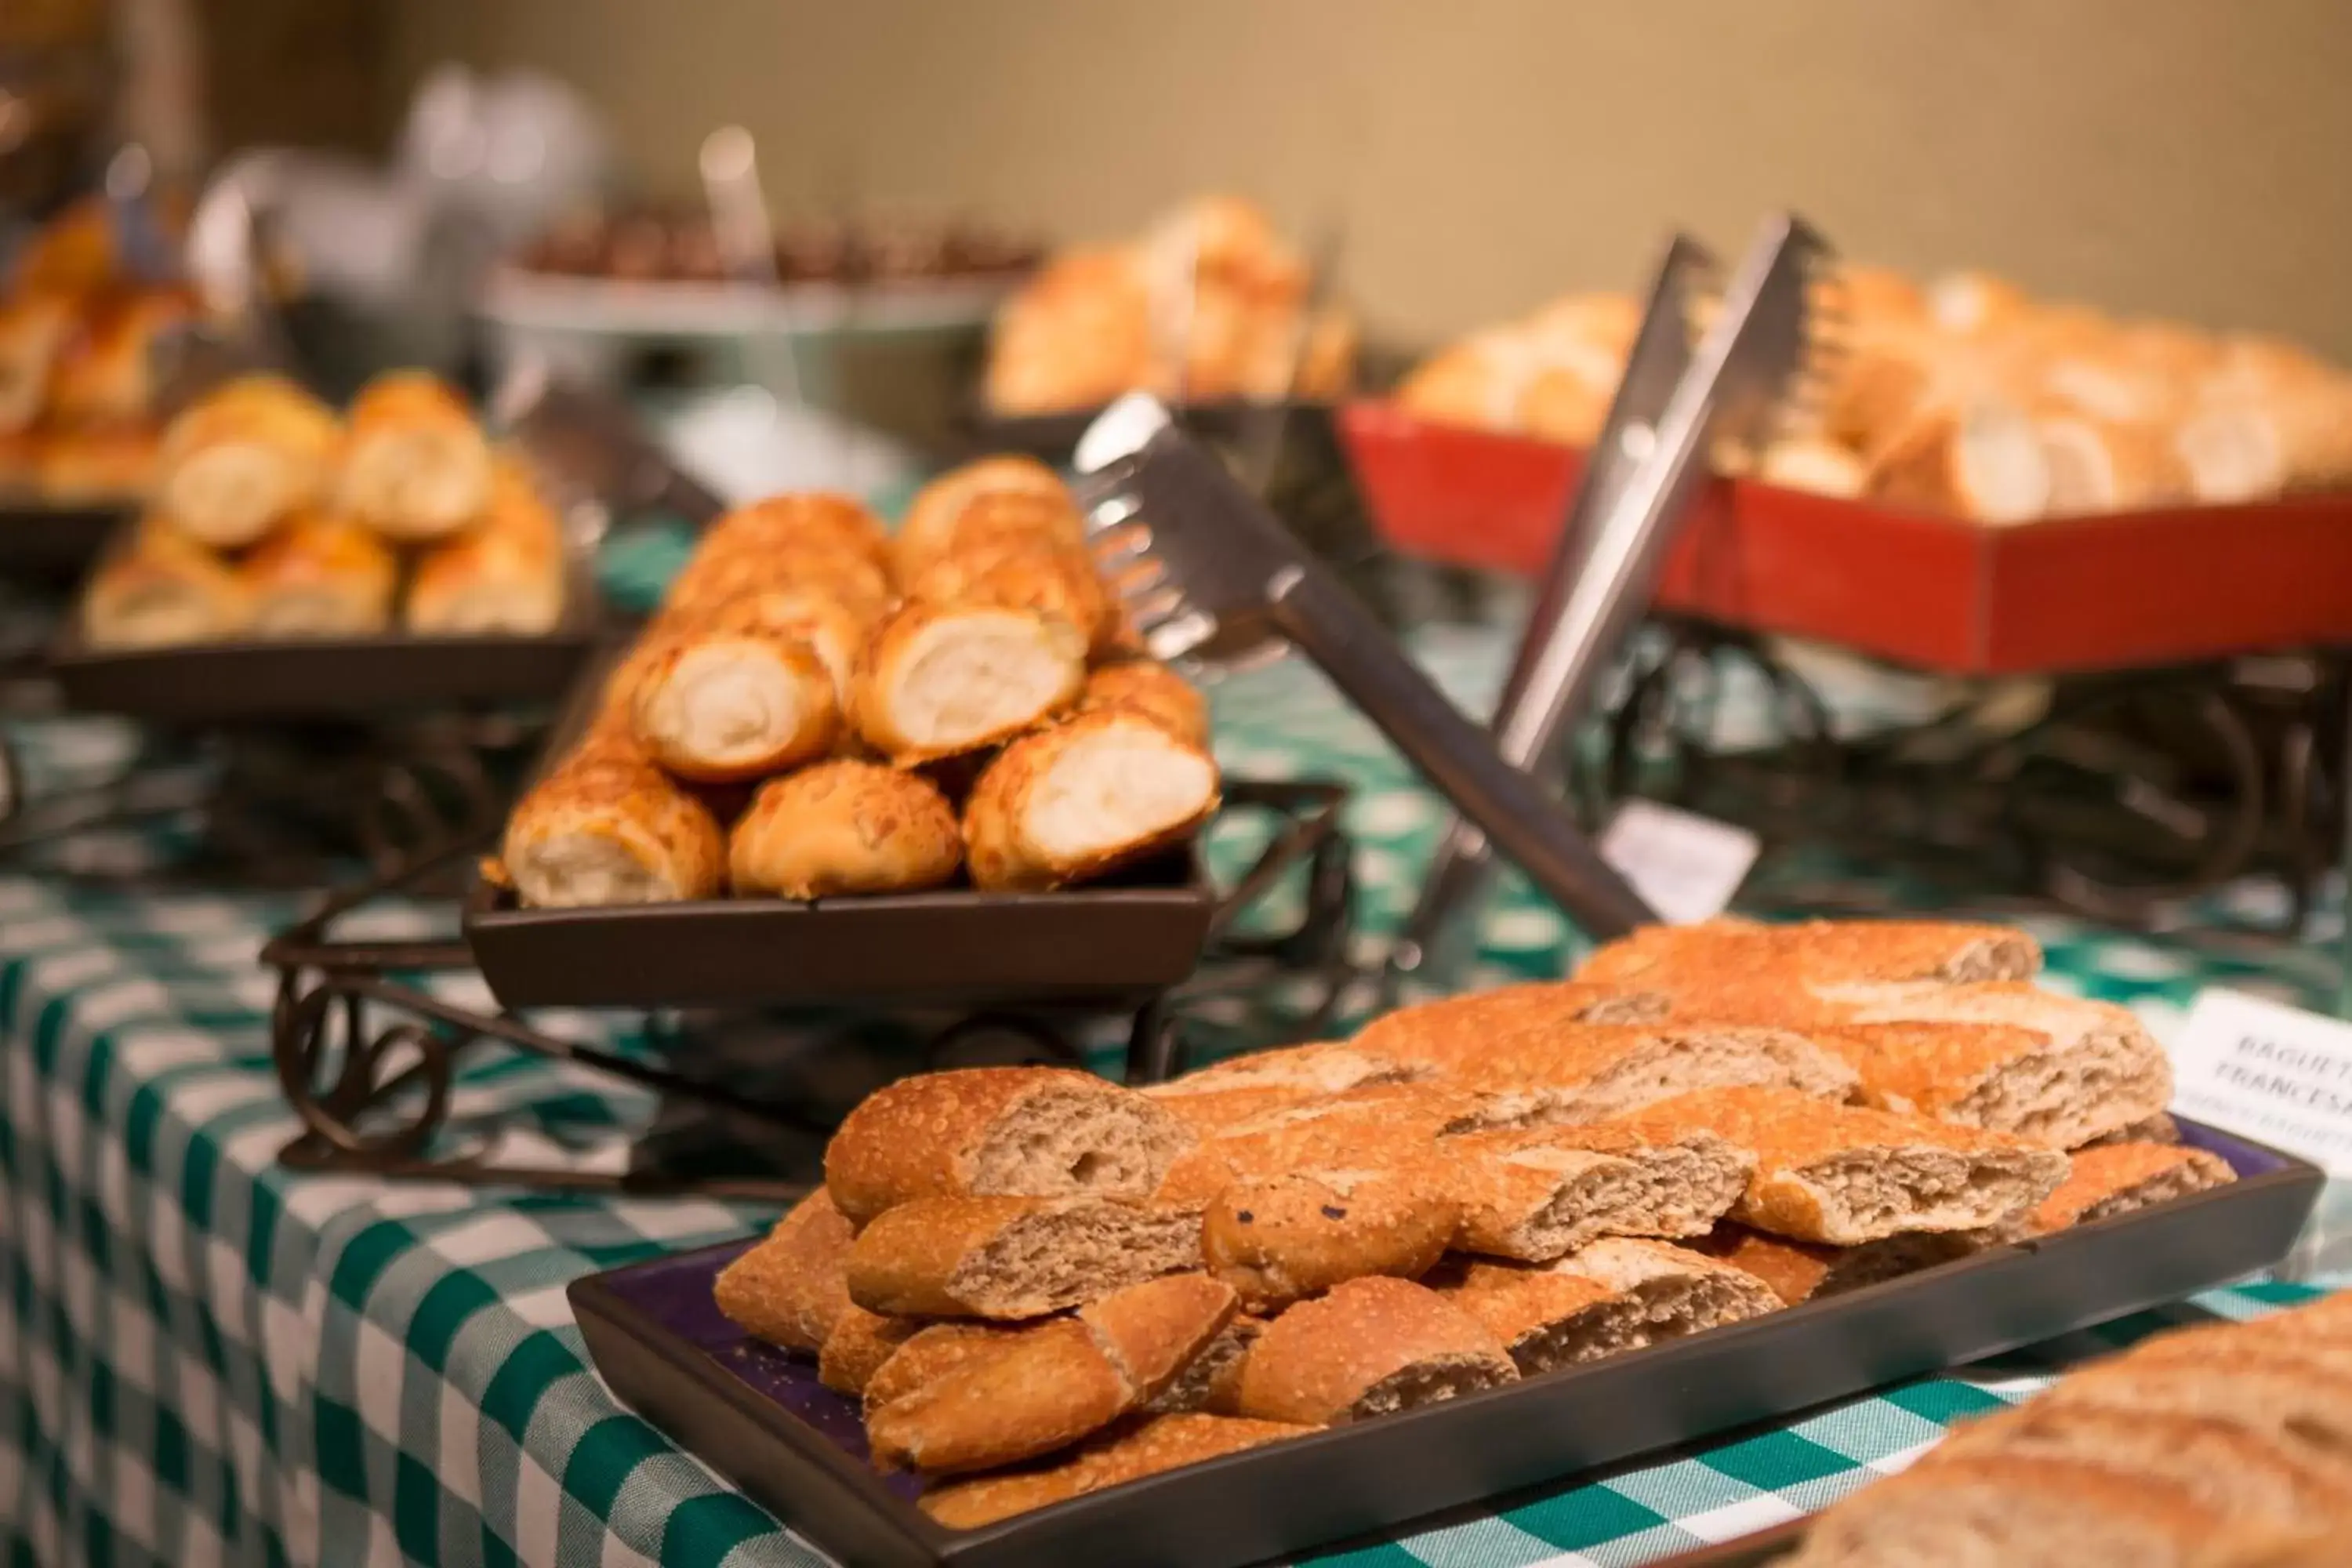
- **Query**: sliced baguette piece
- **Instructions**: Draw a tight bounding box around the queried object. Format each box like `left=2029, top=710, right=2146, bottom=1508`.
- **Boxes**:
left=1440, top=1025, right=1863, bottom=1127
left=1447, top=1124, right=1754, bottom=1261
left=1236, top=1276, right=1518, bottom=1427
left=1202, top=1165, right=1461, bottom=1311
left=962, top=710, right=1221, bottom=892
left=1621, top=1087, right=2070, bottom=1245
left=1812, top=982, right=2174, bottom=1149
left=2082, top=1112, right=2181, bottom=1148
left=1784, top=1454, right=2234, bottom=1568
left=863, top=1275, right=1234, bottom=1473
left=1349, top=980, right=1668, bottom=1067
left=1144, top=1314, right=1266, bottom=1416
left=1435, top=1243, right=1777, bottom=1374
left=2025, top=1142, right=2234, bottom=1236
left=1578, top=918, right=2041, bottom=990
left=918, top=1414, right=1314, bottom=1530
left=816, top=1306, right=920, bottom=1396
left=713, top=1189, right=857, bottom=1352
left=1932, top=1405, right=2352, bottom=1532
left=1143, top=1041, right=1436, bottom=1104
left=823, top=1067, right=1192, bottom=1225
left=845, top=1195, right=1202, bottom=1319
left=862, top=1322, right=1026, bottom=1417
left=2031, top=1352, right=2352, bottom=1469
left=1688, top=1223, right=1980, bottom=1307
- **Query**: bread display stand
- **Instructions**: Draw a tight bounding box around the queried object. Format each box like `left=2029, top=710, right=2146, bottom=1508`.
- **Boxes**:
left=1342, top=402, right=2352, bottom=938
left=253, top=681, right=1359, bottom=1195
left=563, top=1116, right=2317, bottom=1568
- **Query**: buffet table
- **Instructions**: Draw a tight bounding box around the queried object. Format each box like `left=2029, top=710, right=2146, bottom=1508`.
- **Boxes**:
left=1, top=629, right=2343, bottom=1568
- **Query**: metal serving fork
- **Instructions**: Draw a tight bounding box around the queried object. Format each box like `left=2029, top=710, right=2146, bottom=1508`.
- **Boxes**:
left=1073, top=395, right=1656, bottom=941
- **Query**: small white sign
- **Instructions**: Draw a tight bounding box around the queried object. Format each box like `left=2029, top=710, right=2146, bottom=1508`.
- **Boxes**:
left=2171, top=988, right=2352, bottom=1178
left=1597, top=799, right=1761, bottom=927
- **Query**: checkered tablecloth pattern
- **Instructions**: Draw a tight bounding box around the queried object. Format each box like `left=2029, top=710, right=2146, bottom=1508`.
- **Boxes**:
left=1, top=627, right=2346, bottom=1568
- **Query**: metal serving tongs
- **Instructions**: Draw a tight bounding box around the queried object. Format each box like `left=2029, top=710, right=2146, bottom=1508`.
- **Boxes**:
left=1384, top=232, right=1721, bottom=992
left=1073, top=395, right=1656, bottom=942
left=1389, top=211, right=1847, bottom=988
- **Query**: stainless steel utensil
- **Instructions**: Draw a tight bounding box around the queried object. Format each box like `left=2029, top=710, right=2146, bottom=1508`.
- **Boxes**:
left=1074, top=394, right=1654, bottom=939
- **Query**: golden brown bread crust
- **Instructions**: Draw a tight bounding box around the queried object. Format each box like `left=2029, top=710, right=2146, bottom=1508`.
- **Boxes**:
left=822, top=1066, right=1187, bottom=1225
left=1432, top=1258, right=1619, bottom=1357
left=894, top=457, right=1076, bottom=575
left=1621, top=1087, right=2068, bottom=1244
left=902, top=535, right=1111, bottom=655
left=1348, top=982, right=1669, bottom=1068
left=815, top=1306, right=920, bottom=1395
left=336, top=371, right=493, bottom=542
left=1806, top=1021, right=2056, bottom=1120
left=861, top=1322, right=1028, bottom=1417
left=961, top=709, right=1221, bottom=892
left=80, top=521, right=253, bottom=647
left=1076, top=1274, right=1237, bottom=1402
left=34, top=423, right=161, bottom=499
left=696, top=492, right=891, bottom=577
left=712, top=1189, right=858, bottom=1352
left=866, top=1317, right=1130, bottom=1473
left=917, top=1414, right=1313, bottom=1529
left=1074, top=660, right=1211, bottom=746
left=1202, top=1167, right=1459, bottom=1311
left=1789, top=1454, right=2233, bottom=1566
left=625, top=629, right=838, bottom=782
left=1577, top=918, right=2040, bottom=992
left=1236, top=1277, right=1516, bottom=1427
left=1446, top=1123, right=1753, bottom=1260
left=844, top=1195, right=1053, bottom=1316
left=726, top=761, right=963, bottom=898
left=237, top=509, right=399, bottom=636
left=499, top=755, right=727, bottom=906
left=405, top=463, right=568, bottom=635
left=664, top=539, right=895, bottom=624
left=155, top=374, right=341, bottom=547
left=2027, top=1142, right=2235, bottom=1235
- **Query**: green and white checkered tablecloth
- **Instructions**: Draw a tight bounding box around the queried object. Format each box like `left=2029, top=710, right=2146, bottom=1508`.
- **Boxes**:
left=1, top=628, right=2344, bottom=1568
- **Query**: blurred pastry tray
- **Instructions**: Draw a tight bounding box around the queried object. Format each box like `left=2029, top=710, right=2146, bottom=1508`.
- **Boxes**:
left=0, top=496, right=137, bottom=578
left=1339, top=401, right=2352, bottom=677
left=569, top=1119, right=2318, bottom=1568
left=46, top=553, right=604, bottom=722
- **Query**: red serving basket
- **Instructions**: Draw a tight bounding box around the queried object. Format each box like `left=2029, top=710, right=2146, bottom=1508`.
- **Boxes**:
left=1339, top=400, right=2352, bottom=676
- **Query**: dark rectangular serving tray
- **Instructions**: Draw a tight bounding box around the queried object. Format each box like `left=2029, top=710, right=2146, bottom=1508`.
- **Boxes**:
left=0, top=497, right=136, bottom=579
left=46, top=555, right=604, bottom=721
left=569, top=1118, right=2322, bottom=1568
left=466, top=851, right=1218, bottom=1011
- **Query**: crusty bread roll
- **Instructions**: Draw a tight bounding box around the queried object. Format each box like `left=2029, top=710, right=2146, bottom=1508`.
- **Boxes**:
left=1784, top=1454, right=2234, bottom=1568
left=1236, top=1277, right=1517, bottom=1427
left=239, top=509, right=398, bottom=637
left=81, top=521, right=252, bottom=648
left=713, top=1189, right=858, bottom=1353
left=499, top=755, right=726, bottom=907
left=1073, top=659, right=1210, bottom=746
left=2023, top=1142, right=2234, bottom=1236
left=34, top=424, right=161, bottom=500
left=1203, top=1165, right=1460, bottom=1311
left=822, top=1066, right=1194, bottom=1225
left=1447, top=1123, right=1754, bottom=1261
left=983, top=245, right=1156, bottom=416
left=1620, top=1087, right=2068, bottom=1245
left=1580, top=917, right=2041, bottom=991
left=158, top=375, right=341, bottom=549
left=1867, top=397, right=2051, bottom=524
left=1436, top=1241, right=1780, bottom=1374
left=1689, top=1223, right=1976, bottom=1307
left=45, top=289, right=193, bottom=426
left=0, top=294, right=73, bottom=434
left=919, top=1414, right=1312, bottom=1530
left=862, top=1321, right=1028, bottom=1417
left=662, top=533, right=895, bottom=626
left=961, top=709, right=1221, bottom=892
left=816, top=1306, right=919, bottom=1396
left=337, top=371, right=493, bottom=542
left=1350, top=980, right=1666, bottom=1065
left=1809, top=982, right=2173, bottom=1149
left=895, top=456, right=1076, bottom=574
left=405, top=460, right=567, bottom=635
left=628, top=622, right=838, bottom=783
left=696, top=491, right=891, bottom=576
left=843, top=1194, right=1202, bottom=1319
left=725, top=761, right=962, bottom=898
left=848, top=601, right=1087, bottom=764
left=902, top=534, right=1112, bottom=655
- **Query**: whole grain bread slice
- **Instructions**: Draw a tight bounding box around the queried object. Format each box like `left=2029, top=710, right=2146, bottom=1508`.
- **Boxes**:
left=844, top=1194, right=1202, bottom=1319
left=1687, top=1223, right=1980, bottom=1306
left=2024, top=1142, right=2235, bottom=1236
left=1439, top=1025, right=1863, bottom=1126
left=1620, top=1087, right=2070, bottom=1245
left=1446, top=1124, right=1753, bottom=1261
left=1202, top=1164, right=1461, bottom=1311
left=1236, top=1276, right=1519, bottom=1426
left=1432, top=1242, right=1778, bottom=1374
left=823, top=1066, right=1192, bottom=1225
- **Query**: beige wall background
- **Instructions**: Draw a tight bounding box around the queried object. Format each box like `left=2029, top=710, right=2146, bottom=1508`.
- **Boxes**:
left=387, top=0, right=2352, bottom=358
